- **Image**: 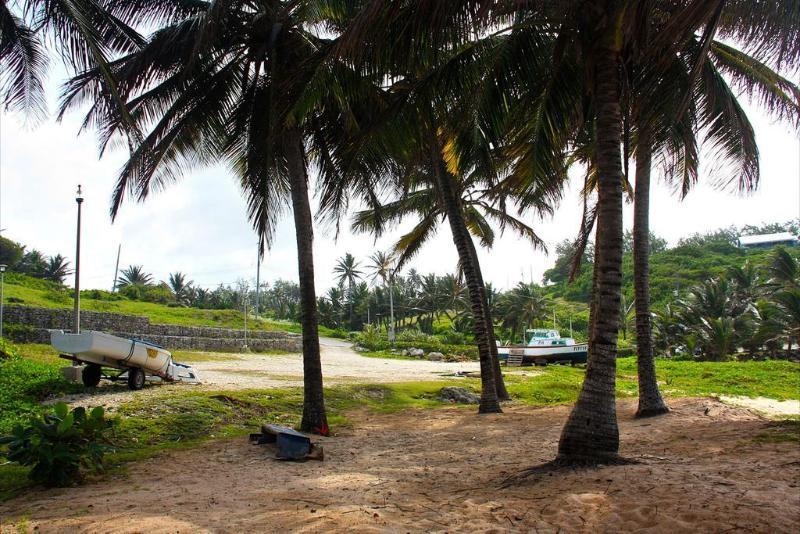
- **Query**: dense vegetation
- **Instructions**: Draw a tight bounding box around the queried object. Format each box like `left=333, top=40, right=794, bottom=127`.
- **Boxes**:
left=2, top=222, right=798, bottom=360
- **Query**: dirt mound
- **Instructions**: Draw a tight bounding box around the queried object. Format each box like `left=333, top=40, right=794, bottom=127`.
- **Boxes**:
left=1, top=398, right=798, bottom=532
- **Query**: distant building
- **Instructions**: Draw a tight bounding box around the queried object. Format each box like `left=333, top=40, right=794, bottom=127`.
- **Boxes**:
left=737, top=232, right=799, bottom=250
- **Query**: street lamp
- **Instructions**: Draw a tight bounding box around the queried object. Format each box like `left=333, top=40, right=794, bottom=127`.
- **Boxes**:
left=0, top=264, right=6, bottom=339
left=73, top=185, right=83, bottom=334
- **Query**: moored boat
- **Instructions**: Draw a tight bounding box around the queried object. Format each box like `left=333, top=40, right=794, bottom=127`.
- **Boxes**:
left=497, top=328, right=587, bottom=366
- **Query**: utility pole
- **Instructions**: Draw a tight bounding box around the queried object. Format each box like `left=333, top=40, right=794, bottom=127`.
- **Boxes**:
left=243, top=293, right=249, bottom=351
left=112, top=244, right=121, bottom=292
left=255, top=244, right=260, bottom=317
left=73, top=185, right=84, bottom=333
left=0, top=264, right=6, bottom=339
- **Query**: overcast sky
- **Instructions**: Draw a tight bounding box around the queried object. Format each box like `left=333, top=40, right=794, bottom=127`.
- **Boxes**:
left=1, top=73, right=798, bottom=293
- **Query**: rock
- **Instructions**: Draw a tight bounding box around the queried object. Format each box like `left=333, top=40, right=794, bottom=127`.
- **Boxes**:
left=401, top=349, right=410, bottom=356
left=439, top=387, right=480, bottom=404
left=427, top=351, right=444, bottom=361
left=409, top=348, right=424, bottom=357
left=353, top=345, right=367, bottom=352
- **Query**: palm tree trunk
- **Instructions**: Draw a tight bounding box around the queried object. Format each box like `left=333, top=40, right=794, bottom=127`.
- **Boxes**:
left=286, top=127, right=328, bottom=435
left=428, top=134, right=501, bottom=414
left=633, top=133, right=669, bottom=417
left=464, top=237, right=509, bottom=400
left=557, top=48, right=623, bottom=462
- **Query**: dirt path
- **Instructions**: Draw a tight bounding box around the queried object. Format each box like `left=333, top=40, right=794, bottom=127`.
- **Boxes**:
left=49, top=338, right=482, bottom=409
left=192, top=337, right=480, bottom=389
left=2, top=398, right=798, bottom=533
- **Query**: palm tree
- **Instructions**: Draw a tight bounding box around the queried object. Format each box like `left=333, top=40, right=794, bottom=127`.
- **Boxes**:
left=43, top=255, right=71, bottom=284
left=497, top=283, right=551, bottom=344
left=116, top=265, right=152, bottom=289
left=333, top=253, right=363, bottom=329
left=627, top=27, right=799, bottom=416
left=0, top=1, right=141, bottom=131
left=368, top=251, right=396, bottom=341
left=168, top=272, right=193, bottom=306
left=64, top=2, right=384, bottom=435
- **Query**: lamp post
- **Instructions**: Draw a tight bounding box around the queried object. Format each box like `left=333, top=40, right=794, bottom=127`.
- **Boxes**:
left=73, top=185, right=83, bottom=333
left=0, top=264, right=6, bottom=339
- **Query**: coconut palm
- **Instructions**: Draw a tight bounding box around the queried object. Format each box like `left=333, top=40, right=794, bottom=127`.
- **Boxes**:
left=368, top=251, right=397, bottom=341
left=116, top=265, right=152, bottom=289
left=626, top=27, right=800, bottom=416
left=43, top=255, right=71, bottom=284
left=0, top=0, right=142, bottom=132
left=64, top=2, right=386, bottom=435
left=168, top=272, right=193, bottom=306
left=497, top=283, right=551, bottom=344
left=333, top=253, right=363, bottom=328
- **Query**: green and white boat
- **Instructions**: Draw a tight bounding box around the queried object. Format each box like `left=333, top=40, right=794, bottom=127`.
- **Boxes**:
left=497, top=329, right=588, bottom=366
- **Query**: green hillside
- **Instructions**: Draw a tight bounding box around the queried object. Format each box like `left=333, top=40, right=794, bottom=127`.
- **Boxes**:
left=2, top=273, right=302, bottom=333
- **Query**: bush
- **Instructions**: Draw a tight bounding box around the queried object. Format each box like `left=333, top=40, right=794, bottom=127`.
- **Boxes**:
left=0, top=338, right=19, bottom=360
left=0, top=402, right=115, bottom=487
left=81, top=289, right=124, bottom=301
left=4, top=323, right=39, bottom=343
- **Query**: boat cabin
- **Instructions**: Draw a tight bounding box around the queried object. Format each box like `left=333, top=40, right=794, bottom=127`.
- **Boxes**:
left=524, top=329, right=575, bottom=346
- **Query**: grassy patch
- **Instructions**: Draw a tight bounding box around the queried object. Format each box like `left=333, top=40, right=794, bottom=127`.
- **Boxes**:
left=170, top=349, right=294, bottom=363
left=754, top=420, right=800, bottom=443
left=358, top=350, right=419, bottom=361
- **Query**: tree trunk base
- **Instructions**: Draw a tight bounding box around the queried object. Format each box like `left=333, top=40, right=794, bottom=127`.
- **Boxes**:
left=478, top=401, right=503, bottom=414
left=635, top=404, right=670, bottom=418
left=500, top=455, right=638, bottom=487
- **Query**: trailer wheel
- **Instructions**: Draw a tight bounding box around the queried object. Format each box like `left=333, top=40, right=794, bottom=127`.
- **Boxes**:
left=127, top=368, right=146, bottom=390
left=82, top=364, right=102, bottom=387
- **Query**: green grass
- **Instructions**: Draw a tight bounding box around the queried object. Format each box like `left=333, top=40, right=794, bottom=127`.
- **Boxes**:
left=3, top=274, right=316, bottom=333
left=358, top=349, right=419, bottom=361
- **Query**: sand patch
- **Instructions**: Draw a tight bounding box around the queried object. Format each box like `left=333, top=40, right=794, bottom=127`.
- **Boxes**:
left=719, top=395, right=800, bottom=417
left=1, top=397, right=798, bottom=532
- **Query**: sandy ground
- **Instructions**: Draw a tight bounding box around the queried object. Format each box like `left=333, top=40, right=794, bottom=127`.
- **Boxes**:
left=2, top=397, right=798, bottom=533
left=718, top=395, right=800, bottom=417
left=192, top=337, right=481, bottom=388
left=50, top=338, right=482, bottom=410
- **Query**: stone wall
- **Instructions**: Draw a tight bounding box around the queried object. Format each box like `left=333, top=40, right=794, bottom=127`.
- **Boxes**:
left=4, top=306, right=302, bottom=353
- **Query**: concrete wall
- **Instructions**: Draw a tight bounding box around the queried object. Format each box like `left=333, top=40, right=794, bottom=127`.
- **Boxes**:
left=4, top=306, right=302, bottom=353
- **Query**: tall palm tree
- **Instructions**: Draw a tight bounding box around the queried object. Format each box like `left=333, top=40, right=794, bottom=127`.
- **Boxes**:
left=67, top=1, right=383, bottom=435
left=497, top=283, right=551, bottom=344
left=333, top=253, right=363, bottom=328
left=627, top=26, right=800, bottom=416
left=0, top=0, right=142, bottom=131
left=43, top=255, right=71, bottom=284
left=116, top=265, right=152, bottom=289
left=368, top=251, right=396, bottom=341
left=168, top=271, right=193, bottom=306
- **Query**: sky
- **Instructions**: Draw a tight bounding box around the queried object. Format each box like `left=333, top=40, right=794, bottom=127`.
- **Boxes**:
left=1, top=75, right=798, bottom=293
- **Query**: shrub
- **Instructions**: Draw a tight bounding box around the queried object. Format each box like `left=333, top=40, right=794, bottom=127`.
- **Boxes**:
left=0, top=338, right=19, bottom=359
left=81, top=289, right=124, bottom=301
left=0, top=402, right=115, bottom=487
left=4, top=323, right=39, bottom=343
left=440, top=330, right=466, bottom=345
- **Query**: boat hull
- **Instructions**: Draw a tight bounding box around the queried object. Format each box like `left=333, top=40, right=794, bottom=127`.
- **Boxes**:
left=51, top=330, right=172, bottom=376
left=497, top=344, right=588, bottom=365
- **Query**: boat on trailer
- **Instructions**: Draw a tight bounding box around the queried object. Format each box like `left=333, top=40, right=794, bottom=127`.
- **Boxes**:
left=51, top=330, right=200, bottom=390
left=497, top=328, right=588, bottom=366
